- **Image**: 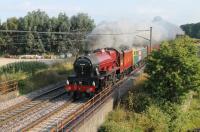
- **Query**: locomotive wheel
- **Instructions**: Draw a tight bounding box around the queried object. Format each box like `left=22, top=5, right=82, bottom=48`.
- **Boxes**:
left=73, top=91, right=81, bottom=100
left=86, top=92, right=94, bottom=99
left=67, top=91, right=73, bottom=97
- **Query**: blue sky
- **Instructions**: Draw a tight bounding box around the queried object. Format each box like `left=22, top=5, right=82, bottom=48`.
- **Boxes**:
left=0, top=0, right=199, bottom=25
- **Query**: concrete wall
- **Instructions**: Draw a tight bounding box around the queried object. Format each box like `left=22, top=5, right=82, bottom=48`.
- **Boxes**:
left=76, top=97, right=114, bottom=132
left=75, top=78, right=134, bottom=132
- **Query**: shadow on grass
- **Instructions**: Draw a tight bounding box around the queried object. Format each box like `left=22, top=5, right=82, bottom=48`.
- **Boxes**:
left=18, top=68, right=73, bottom=95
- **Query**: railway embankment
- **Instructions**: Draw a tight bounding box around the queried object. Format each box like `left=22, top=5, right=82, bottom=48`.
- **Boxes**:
left=0, top=60, right=73, bottom=102
left=75, top=69, right=143, bottom=132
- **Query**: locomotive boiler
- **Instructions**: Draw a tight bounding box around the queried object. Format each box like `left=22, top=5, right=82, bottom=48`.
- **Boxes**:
left=65, top=48, right=122, bottom=97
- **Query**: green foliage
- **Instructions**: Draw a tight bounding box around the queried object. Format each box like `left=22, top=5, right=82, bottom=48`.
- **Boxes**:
left=70, top=13, right=95, bottom=31
left=98, top=121, right=132, bottom=132
left=0, top=61, right=48, bottom=75
left=0, top=10, right=95, bottom=55
left=0, top=60, right=73, bottom=94
left=100, top=37, right=200, bottom=132
left=99, top=106, right=170, bottom=132
left=136, top=105, right=170, bottom=131
left=145, top=37, right=200, bottom=102
left=17, top=61, right=73, bottom=94
left=107, top=108, right=128, bottom=122
left=123, top=90, right=151, bottom=113
left=181, top=23, right=200, bottom=38
left=18, top=69, right=67, bottom=94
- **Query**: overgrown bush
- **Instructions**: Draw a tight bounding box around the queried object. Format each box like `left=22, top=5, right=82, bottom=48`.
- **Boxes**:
left=145, top=37, right=200, bottom=103
left=136, top=105, right=170, bottom=131
left=123, top=91, right=151, bottom=113
left=98, top=121, right=131, bottom=132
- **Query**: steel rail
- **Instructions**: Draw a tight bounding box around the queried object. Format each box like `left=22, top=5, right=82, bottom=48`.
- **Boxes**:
left=0, top=90, right=67, bottom=127
left=20, top=98, right=74, bottom=131
left=0, top=84, right=65, bottom=118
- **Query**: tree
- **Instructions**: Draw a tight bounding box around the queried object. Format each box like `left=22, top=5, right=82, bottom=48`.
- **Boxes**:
left=57, top=13, right=70, bottom=32
left=145, top=37, right=200, bottom=102
left=70, top=13, right=95, bottom=53
left=0, top=10, right=95, bottom=55
left=181, top=23, right=200, bottom=38
left=70, top=13, right=95, bottom=32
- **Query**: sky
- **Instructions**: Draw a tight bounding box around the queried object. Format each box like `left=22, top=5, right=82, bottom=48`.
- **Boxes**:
left=0, top=0, right=199, bottom=25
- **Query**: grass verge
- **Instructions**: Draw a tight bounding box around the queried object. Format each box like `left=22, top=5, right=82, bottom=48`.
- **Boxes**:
left=99, top=73, right=200, bottom=132
left=0, top=61, right=73, bottom=95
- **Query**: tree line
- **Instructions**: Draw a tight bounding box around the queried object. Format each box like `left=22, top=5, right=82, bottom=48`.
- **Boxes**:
left=0, top=10, right=95, bottom=55
left=181, top=22, right=200, bottom=39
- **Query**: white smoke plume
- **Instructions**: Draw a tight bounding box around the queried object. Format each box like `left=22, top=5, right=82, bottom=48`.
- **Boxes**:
left=86, top=16, right=184, bottom=50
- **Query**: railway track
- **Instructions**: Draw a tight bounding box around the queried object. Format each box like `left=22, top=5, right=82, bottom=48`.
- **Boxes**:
left=0, top=84, right=65, bottom=115
left=23, top=66, right=144, bottom=132
left=0, top=85, right=71, bottom=131
left=0, top=66, right=143, bottom=132
left=23, top=100, right=85, bottom=131
left=0, top=94, right=72, bottom=131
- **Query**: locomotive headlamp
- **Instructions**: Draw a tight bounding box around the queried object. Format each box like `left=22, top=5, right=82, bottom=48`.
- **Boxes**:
left=92, top=81, right=95, bottom=86
left=66, top=80, right=69, bottom=85
left=67, top=86, right=71, bottom=90
left=86, top=88, right=90, bottom=93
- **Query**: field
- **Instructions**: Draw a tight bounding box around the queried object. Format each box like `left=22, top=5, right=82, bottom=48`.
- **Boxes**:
left=0, top=58, right=68, bottom=67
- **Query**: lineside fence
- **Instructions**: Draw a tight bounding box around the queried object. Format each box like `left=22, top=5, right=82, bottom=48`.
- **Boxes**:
left=0, top=80, right=18, bottom=95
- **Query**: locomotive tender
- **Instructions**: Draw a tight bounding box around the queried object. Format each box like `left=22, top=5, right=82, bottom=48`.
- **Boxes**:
left=65, top=46, right=156, bottom=98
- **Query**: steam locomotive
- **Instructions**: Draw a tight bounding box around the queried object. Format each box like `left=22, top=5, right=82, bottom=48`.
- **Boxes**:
left=65, top=45, right=159, bottom=98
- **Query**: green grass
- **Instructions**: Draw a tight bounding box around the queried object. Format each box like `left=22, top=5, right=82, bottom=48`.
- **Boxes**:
left=99, top=74, right=200, bottom=132
left=0, top=61, right=73, bottom=95
left=0, top=61, right=48, bottom=75
left=18, top=61, right=73, bottom=95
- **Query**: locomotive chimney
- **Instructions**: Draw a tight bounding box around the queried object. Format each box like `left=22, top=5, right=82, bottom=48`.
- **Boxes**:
left=84, top=40, right=91, bottom=55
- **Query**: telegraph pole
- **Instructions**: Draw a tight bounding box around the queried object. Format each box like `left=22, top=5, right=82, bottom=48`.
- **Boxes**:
left=150, top=27, right=152, bottom=53
left=136, top=27, right=153, bottom=55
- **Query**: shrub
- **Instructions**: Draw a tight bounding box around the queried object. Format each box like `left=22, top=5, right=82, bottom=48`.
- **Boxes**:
left=107, top=108, right=127, bottom=122
left=98, top=121, right=131, bottom=132
left=123, top=91, right=151, bottom=112
left=145, top=37, right=200, bottom=103
left=136, top=105, right=170, bottom=131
